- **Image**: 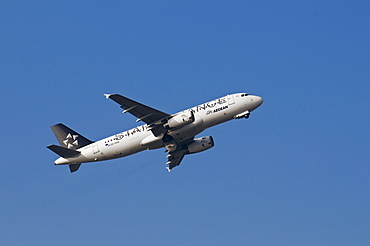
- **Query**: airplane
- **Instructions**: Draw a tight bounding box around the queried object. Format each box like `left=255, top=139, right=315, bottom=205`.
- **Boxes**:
left=47, top=92, right=263, bottom=173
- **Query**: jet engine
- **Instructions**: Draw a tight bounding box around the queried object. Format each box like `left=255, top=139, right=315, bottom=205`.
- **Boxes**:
left=165, top=111, right=194, bottom=130
left=187, top=136, right=214, bottom=154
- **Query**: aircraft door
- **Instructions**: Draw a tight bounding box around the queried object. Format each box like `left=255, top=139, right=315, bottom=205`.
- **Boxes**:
left=227, top=94, right=235, bottom=105
left=92, top=142, right=100, bottom=154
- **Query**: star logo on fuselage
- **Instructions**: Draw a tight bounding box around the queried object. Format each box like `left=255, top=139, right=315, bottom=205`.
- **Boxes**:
left=63, top=133, right=79, bottom=149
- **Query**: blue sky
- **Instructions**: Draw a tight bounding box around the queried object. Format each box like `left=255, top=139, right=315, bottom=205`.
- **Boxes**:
left=1, top=1, right=369, bottom=245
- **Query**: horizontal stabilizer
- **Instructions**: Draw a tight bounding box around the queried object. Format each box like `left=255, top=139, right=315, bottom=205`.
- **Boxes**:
left=47, top=145, right=80, bottom=158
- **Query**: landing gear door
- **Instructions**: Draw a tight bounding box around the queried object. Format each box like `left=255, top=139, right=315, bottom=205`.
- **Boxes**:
left=92, top=142, right=100, bottom=154
left=227, top=94, right=235, bottom=105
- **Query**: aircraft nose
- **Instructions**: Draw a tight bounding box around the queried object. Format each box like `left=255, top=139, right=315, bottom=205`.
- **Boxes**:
left=249, top=95, right=263, bottom=111
left=254, top=96, right=263, bottom=107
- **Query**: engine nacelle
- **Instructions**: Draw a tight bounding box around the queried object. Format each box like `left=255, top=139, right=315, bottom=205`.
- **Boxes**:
left=165, top=111, right=194, bottom=130
left=187, top=136, right=214, bottom=154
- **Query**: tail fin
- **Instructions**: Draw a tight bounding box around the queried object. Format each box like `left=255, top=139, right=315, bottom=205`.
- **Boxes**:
left=50, top=123, right=93, bottom=150
left=48, top=123, right=93, bottom=173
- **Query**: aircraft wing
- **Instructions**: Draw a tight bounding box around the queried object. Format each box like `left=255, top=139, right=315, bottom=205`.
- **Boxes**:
left=165, top=138, right=194, bottom=171
left=166, top=149, right=186, bottom=172
left=105, top=94, right=171, bottom=130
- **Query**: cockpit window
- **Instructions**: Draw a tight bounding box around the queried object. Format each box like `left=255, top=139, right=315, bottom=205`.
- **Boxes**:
left=241, top=94, right=249, bottom=97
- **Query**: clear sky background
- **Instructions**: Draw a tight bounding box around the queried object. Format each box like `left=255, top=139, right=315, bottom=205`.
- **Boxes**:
left=1, top=1, right=369, bottom=245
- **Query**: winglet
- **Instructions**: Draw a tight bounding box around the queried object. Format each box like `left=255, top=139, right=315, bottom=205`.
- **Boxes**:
left=104, top=94, right=112, bottom=99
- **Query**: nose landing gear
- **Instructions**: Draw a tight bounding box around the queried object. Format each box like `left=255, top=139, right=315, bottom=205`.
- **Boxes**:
left=234, top=110, right=250, bottom=119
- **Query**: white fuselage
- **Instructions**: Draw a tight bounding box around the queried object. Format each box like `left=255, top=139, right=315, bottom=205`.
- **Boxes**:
left=54, top=93, right=263, bottom=165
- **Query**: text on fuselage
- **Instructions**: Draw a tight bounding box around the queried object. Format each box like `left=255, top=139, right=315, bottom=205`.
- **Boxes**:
left=192, top=97, right=227, bottom=113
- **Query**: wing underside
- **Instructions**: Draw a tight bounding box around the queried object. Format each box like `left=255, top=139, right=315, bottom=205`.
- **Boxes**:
left=166, top=149, right=186, bottom=171
left=165, top=137, right=195, bottom=171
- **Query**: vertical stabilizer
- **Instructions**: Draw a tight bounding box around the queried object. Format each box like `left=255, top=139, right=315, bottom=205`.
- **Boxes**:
left=50, top=123, right=94, bottom=150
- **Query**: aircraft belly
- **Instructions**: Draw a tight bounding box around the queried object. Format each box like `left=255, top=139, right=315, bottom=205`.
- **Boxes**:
left=140, top=133, right=164, bottom=149
left=208, top=112, right=234, bottom=126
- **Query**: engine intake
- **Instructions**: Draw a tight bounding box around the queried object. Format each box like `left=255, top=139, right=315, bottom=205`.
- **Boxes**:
left=187, top=136, right=214, bottom=154
left=165, top=111, right=194, bottom=130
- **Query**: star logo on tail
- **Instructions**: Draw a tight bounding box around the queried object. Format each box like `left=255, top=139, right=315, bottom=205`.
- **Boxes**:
left=63, top=133, right=79, bottom=149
